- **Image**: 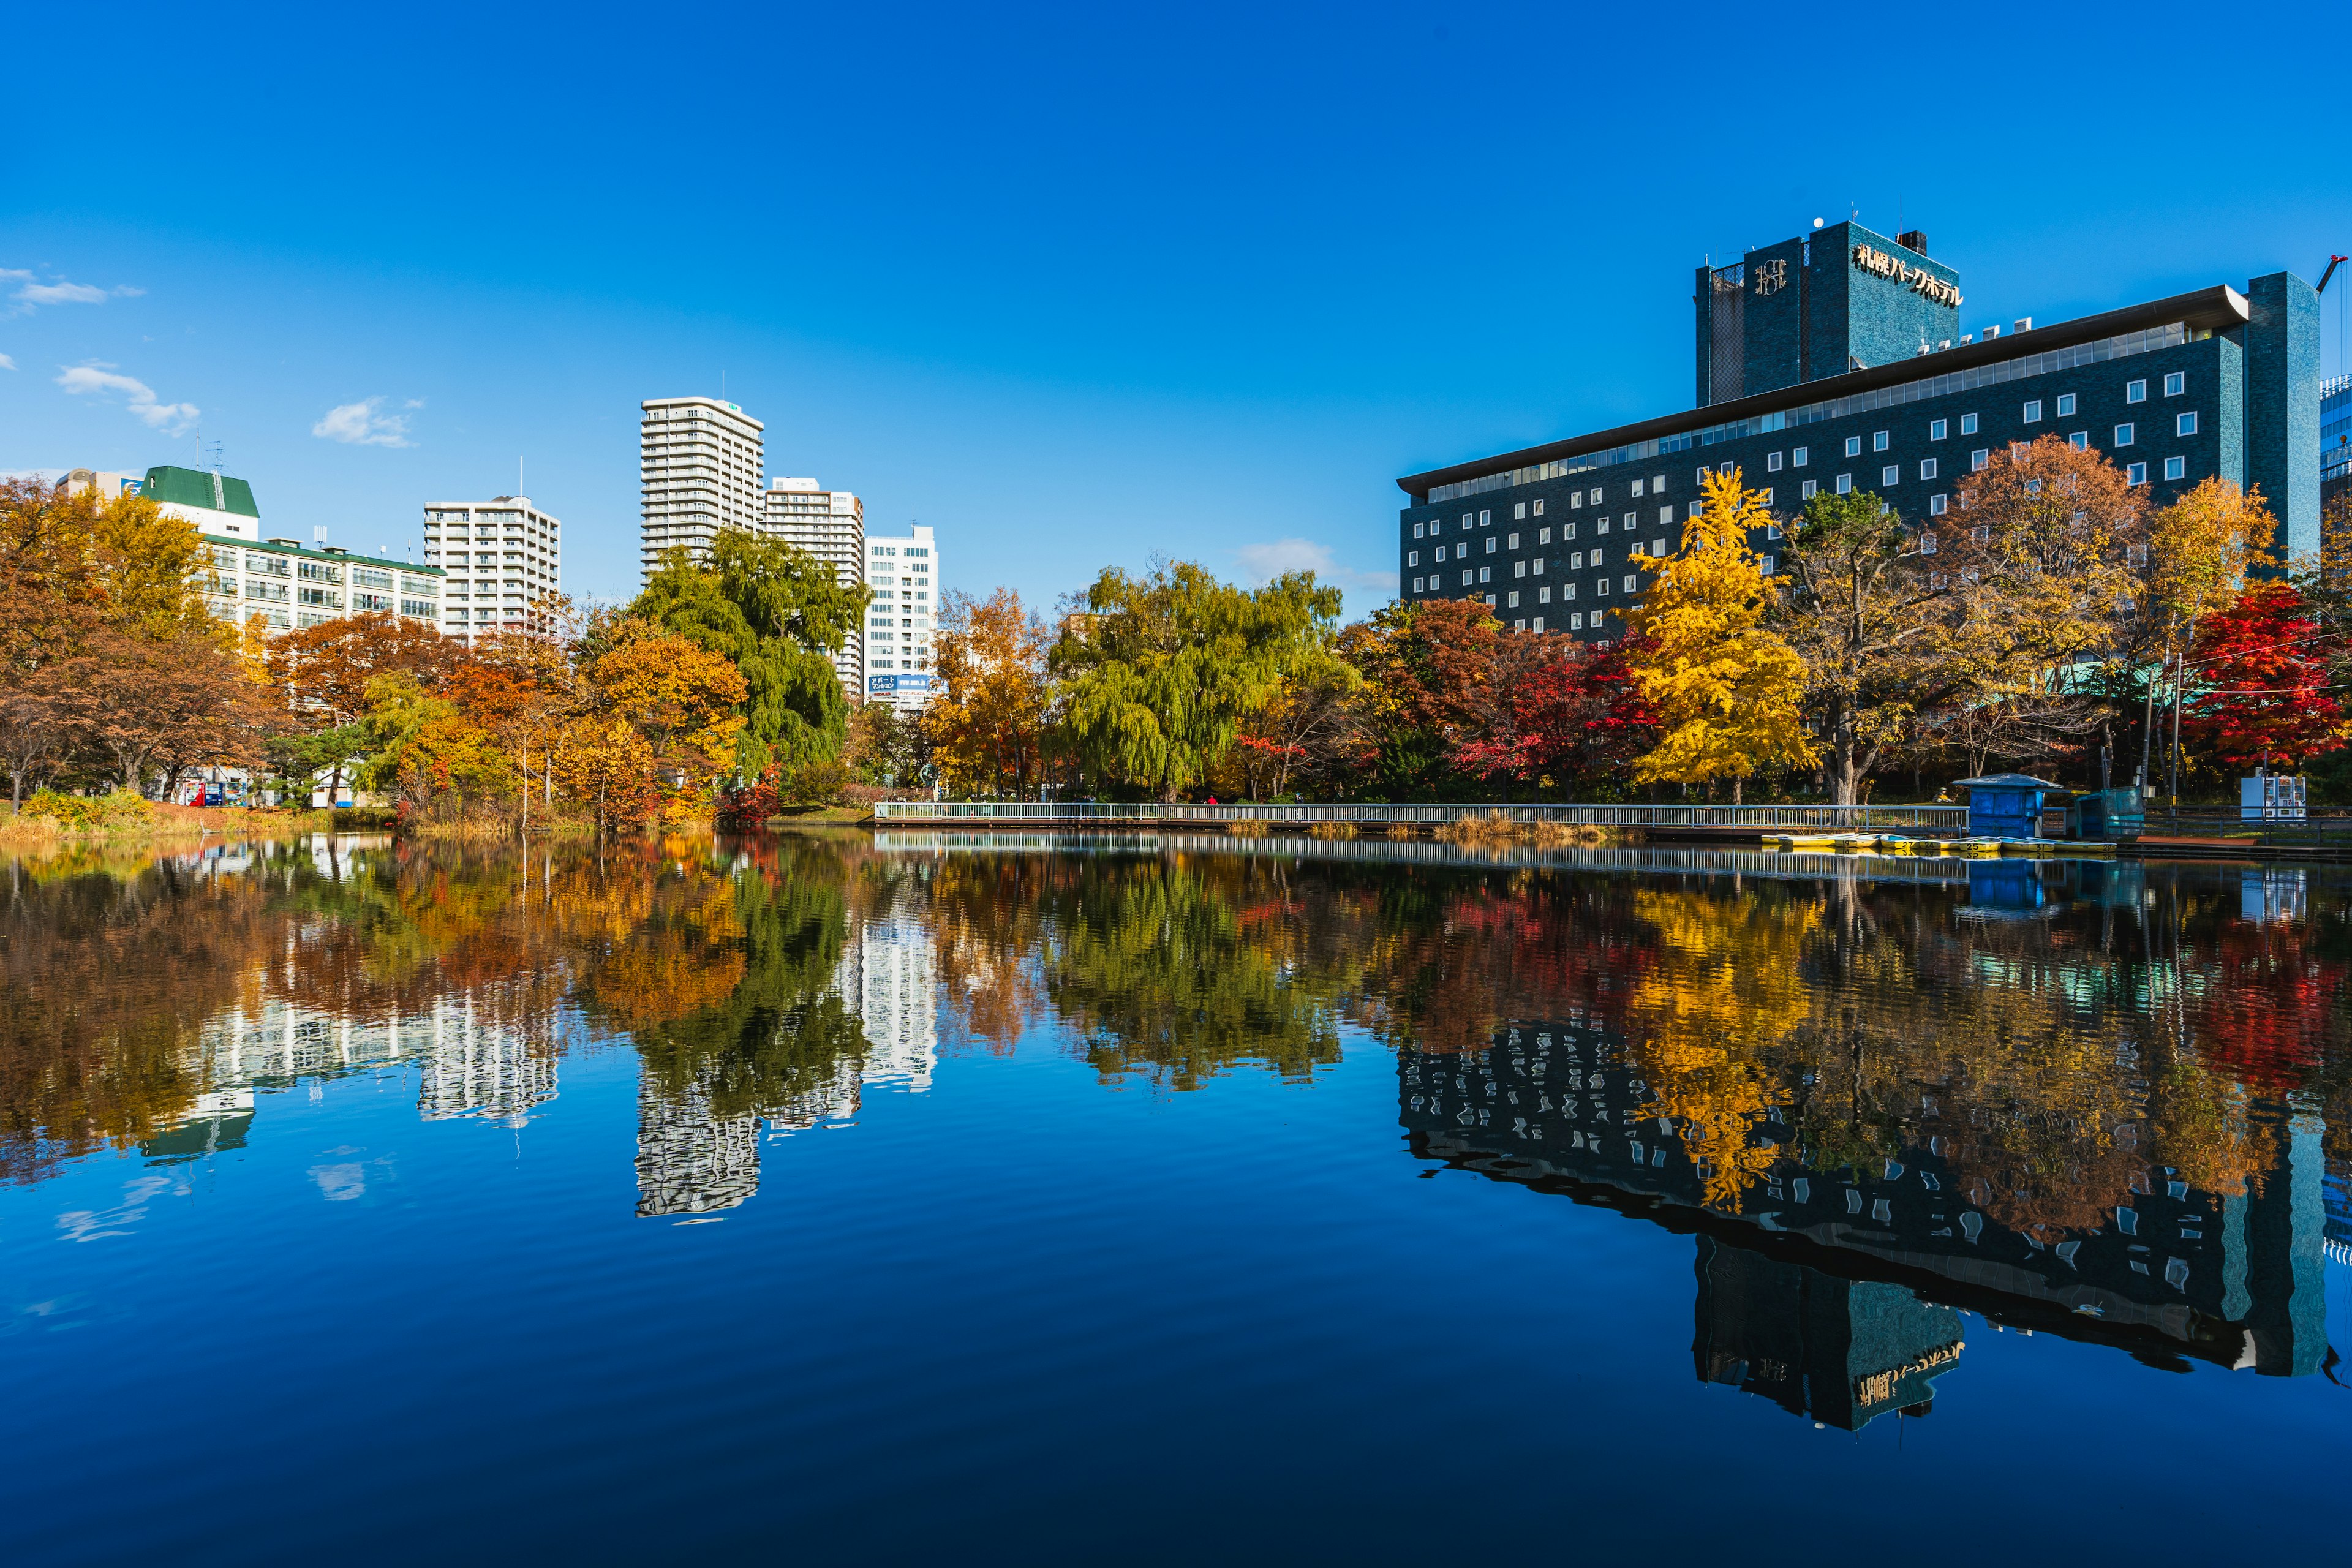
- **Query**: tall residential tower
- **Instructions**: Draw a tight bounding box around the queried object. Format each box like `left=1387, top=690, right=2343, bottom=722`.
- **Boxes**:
left=639, top=396, right=764, bottom=581
left=763, top=477, right=865, bottom=701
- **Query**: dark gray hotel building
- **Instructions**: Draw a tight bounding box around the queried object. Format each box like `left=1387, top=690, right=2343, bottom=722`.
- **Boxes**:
left=1394, top=222, right=2320, bottom=641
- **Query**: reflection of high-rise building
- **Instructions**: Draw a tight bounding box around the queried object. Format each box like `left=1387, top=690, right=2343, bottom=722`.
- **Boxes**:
left=847, top=913, right=938, bottom=1093
left=1397, top=1021, right=2333, bottom=1409
left=635, top=1074, right=762, bottom=1218
left=416, top=998, right=560, bottom=1126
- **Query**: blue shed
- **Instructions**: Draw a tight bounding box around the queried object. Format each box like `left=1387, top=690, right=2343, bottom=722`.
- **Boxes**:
left=1953, top=774, right=2062, bottom=839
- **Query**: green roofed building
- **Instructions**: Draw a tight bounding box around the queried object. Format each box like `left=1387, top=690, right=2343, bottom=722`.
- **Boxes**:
left=141, top=464, right=262, bottom=537
left=129, top=466, right=445, bottom=636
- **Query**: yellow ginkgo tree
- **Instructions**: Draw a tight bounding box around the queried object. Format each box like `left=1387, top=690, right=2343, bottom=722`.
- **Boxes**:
left=1622, top=467, right=1816, bottom=802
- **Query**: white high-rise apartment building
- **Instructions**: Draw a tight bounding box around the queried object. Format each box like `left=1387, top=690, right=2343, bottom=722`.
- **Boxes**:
left=763, top=478, right=865, bottom=701
left=640, top=396, right=764, bottom=581
left=862, top=524, right=937, bottom=710
left=420, top=496, right=562, bottom=644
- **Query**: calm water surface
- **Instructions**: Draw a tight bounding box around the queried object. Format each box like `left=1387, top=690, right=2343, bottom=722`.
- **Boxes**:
left=2, top=829, right=2347, bottom=1562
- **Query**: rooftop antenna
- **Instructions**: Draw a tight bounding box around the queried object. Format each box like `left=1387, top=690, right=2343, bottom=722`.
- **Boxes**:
left=314, top=526, right=328, bottom=547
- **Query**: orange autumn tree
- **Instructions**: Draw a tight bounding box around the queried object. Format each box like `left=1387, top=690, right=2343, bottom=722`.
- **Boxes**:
left=557, top=618, right=745, bottom=831
left=926, top=587, right=1053, bottom=797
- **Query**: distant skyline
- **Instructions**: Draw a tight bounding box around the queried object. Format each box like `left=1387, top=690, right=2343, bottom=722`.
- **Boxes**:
left=6, top=1, right=2348, bottom=622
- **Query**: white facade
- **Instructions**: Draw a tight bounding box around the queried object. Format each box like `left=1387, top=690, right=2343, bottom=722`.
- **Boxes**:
left=198, top=537, right=445, bottom=636
left=764, top=477, right=865, bottom=701
left=862, top=524, right=938, bottom=710
left=640, top=396, right=764, bottom=581
left=420, top=496, right=562, bottom=644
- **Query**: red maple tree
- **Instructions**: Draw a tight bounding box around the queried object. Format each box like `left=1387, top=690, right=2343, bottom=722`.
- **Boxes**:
left=2179, top=582, right=2351, bottom=769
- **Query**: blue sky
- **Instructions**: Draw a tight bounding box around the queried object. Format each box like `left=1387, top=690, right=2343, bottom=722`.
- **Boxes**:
left=5, top=1, right=2347, bottom=620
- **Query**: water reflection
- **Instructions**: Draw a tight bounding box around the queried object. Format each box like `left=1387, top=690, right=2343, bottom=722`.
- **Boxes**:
left=3, top=831, right=2347, bottom=1411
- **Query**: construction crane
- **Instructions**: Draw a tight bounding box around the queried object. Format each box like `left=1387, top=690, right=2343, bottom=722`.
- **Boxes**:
left=2318, top=255, right=2347, bottom=294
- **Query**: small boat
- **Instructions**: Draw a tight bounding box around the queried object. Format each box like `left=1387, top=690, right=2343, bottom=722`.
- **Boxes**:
left=1775, top=833, right=1839, bottom=850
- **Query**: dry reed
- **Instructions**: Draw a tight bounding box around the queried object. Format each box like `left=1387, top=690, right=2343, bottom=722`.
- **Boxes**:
left=1306, top=820, right=1359, bottom=840
left=1227, top=816, right=1272, bottom=837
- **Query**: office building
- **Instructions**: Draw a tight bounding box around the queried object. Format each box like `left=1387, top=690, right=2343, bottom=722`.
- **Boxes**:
left=862, top=524, right=938, bottom=710
left=59, top=468, right=149, bottom=504
left=1397, top=224, right=2321, bottom=641
left=639, top=396, right=764, bottom=581
left=420, top=495, right=563, bottom=643
left=2322, top=375, right=2352, bottom=520
left=764, top=477, right=866, bottom=701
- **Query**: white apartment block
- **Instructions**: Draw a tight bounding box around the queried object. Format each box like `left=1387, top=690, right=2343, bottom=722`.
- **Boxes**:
left=862, top=524, right=937, bottom=710
left=640, top=396, right=764, bottom=581
left=764, top=477, right=865, bottom=701
left=421, top=496, right=562, bottom=644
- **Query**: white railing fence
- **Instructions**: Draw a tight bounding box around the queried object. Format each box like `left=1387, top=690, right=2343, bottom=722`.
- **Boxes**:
left=872, top=801, right=1971, bottom=831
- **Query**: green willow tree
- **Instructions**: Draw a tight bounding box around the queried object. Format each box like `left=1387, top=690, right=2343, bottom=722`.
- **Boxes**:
left=630, top=531, right=869, bottom=779
left=1051, top=560, right=1344, bottom=801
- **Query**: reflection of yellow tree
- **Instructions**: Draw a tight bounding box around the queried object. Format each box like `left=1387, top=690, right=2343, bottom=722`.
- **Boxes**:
left=1619, top=889, right=1817, bottom=1208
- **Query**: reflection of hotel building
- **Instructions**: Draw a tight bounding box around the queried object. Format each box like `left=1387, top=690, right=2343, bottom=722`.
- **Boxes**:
left=1399, top=1021, right=2333, bottom=1420
left=415, top=998, right=561, bottom=1125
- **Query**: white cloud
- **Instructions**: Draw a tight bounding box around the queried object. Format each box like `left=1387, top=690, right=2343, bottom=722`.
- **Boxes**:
left=1236, top=537, right=1396, bottom=594
left=0, top=353, right=14, bottom=372
left=4, top=270, right=141, bottom=316
left=312, top=397, right=414, bottom=448
left=55, top=362, right=200, bottom=434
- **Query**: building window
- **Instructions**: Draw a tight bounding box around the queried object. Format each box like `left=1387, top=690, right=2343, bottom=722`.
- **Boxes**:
left=2057, top=393, right=2076, bottom=417
left=1531, top=616, right=1545, bottom=632
left=1918, top=458, right=1937, bottom=481
left=1507, top=590, right=1520, bottom=608
left=1461, top=570, right=1473, bottom=587
left=1514, top=502, right=1526, bottom=520
left=1929, top=418, right=1947, bottom=440
left=2176, top=411, right=2198, bottom=436
left=2022, top=399, right=2043, bottom=423
left=1882, top=466, right=1899, bottom=486
left=1971, top=448, right=1989, bottom=470
left=1412, top=576, right=1424, bottom=594
left=1485, top=536, right=1498, bottom=554
left=1800, top=479, right=1818, bottom=499
left=2127, top=461, right=2148, bottom=485
left=2164, top=372, right=2185, bottom=396
left=2070, top=432, right=2089, bottom=451
left=1532, top=498, right=1545, bottom=515
left=1408, top=550, right=1420, bottom=567
left=1480, top=509, right=1493, bottom=526
left=1961, top=413, right=1979, bottom=435
left=1597, top=578, right=1611, bottom=597
left=1872, top=431, right=1890, bottom=452
left=2126, top=379, right=2147, bottom=403
left=1588, top=488, right=1602, bottom=505
left=2164, top=456, right=2186, bottom=481
left=1655, top=506, right=1671, bottom=526
left=1597, top=516, right=1611, bottom=534
left=1928, top=494, right=1947, bottom=516
left=1539, top=586, right=1551, bottom=604
left=1756, top=490, right=1771, bottom=508
left=1793, top=445, right=1809, bottom=467
left=2115, top=422, right=2136, bottom=446
left=1538, top=527, right=1551, bottom=545
left=1653, top=475, right=1665, bottom=491
left=1513, top=561, right=1526, bottom=578
left=1630, top=478, right=1645, bottom=497
left=1844, top=436, right=1862, bottom=458
left=1694, top=467, right=1709, bottom=486
left=1687, top=500, right=1701, bottom=519
left=1479, top=566, right=1490, bottom=582
left=1569, top=492, right=1583, bottom=508
left=1413, top=522, right=1424, bottom=539
left=1836, top=473, right=1853, bottom=494
left=1562, top=521, right=1576, bottom=540
left=1623, top=574, right=1638, bottom=593
left=1759, top=556, right=1776, bottom=576
left=1766, top=522, right=1783, bottom=540
left=1562, top=582, right=1576, bottom=601
left=1768, top=451, right=1784, bottom=472
left=1433, top=545, right=1446, bottom=562
left=1570, top=612, right=1584, bottom=630
left=1461, top=513, right=1472, bottom=528
left=1531, top=557, right=1545, bottom=575
left=1507, top=532, right=1520, bottom=549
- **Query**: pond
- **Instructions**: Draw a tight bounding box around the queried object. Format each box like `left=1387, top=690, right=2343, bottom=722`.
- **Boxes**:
left=1, top=830, right=2346, bottom=1563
